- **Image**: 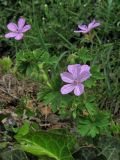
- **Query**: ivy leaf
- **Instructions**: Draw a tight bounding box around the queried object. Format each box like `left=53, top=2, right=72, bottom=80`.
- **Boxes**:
left=15, top=130, right=75, bottom=160
left=0, top=150, right=28, bottom=160
left=98, top=136, right=120, bottom=160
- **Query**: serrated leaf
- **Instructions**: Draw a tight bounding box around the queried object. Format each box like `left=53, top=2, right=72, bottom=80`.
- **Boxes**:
left=42, top=91, right=72, bottom=112
left=0, top=56, right=12, bottom=73
left=77, top=118, right=99, bottom=137
left=15, top=130, right=75, bottom=160
left=84, top=78, right=96, bottom=88
left=85, top=102, right=97, bottom=115
left=77, top=48, right=92, bottom=63
left=77, top=111, right=110, bottom=137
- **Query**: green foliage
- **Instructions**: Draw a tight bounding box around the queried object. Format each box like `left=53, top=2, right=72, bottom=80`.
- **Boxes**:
left=15, top=49, right=59, bottom=89
left=1, top=0, right=120, bottom=160
left=15, top=129, right=76, bottom=160
left=76, top=48, right=92, bottom=64
left=110, top=121, right=120, bottom=135
left=77, top=111, right=110, bottom=137
left=38, top=89, right=73, bottom=113
left=15, top=121, right=30, bottom=137
left=85, top=102, right=97, bottom=115
left=15, top=50, right=46, bottom=76
left=0, top=56, right=12, bottom=73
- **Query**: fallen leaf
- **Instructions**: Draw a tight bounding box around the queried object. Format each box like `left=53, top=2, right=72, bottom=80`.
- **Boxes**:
left=40, top=106, right=52, bottom=118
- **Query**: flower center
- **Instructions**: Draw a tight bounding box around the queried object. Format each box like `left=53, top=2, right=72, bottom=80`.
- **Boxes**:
left=74, top=80, right=80, bottom=85
left=17, top=28, right=23, bottom=33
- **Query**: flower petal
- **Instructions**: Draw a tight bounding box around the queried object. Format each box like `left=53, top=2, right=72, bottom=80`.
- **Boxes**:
left=78, top=25, right=87, bottom=31
left=18, top=18, right=25, bottom=29
left=60, top=72, right=74, bottom=83
left=22, top=25, right=31, bottom=32
left=5, top=32, right=17, bottom=38
left=88, top=20, right=100, bottom=29
left=92, top=22, right=100, bottom=28
left=79, top=65, right=91, bottom=82
left=15, top=33, right=24, bottom=40
left=74, top=84, right=84, bottom=96
left=61, top=84, right=75, bottom=95
left=74, top=30, right=82, bottom=33
left=7, top=23, right=18, bottom=32
left=68, top=64, right=81, bottom=79
left=74, top=25, right=89, bottom=33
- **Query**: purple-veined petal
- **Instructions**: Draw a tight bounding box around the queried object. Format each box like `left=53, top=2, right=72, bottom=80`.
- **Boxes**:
left=88, top=20, right=100, bottom=29
left=5, top=32, right=18, bottom=38
left=78, top=25, right=87, bottom=31
left=74, top=25, right=89, bottom=33
left=22, top=25, right=31, bottom=32
left=80, top=65, right=90, bottom=72
left=60, top=72, right=74, bottom=83
left=68, top=64, right=81, bottom=74
left=79, top=65, right=91, bottom=82
left=74, top=84, right=84, bottom=96
left=7, top=23, right=18, bottom=32
left=18, top=18, right=25, bottom=29
left=92, top=22, right=100, bottom=28
left=68, top=64, right=81, bottom=79
left=88, top=20, right=96, bottom=29
left=80, top=72, right=91, bottom=82
left=15, top=33, right=24, bottom=40
left=61, top=84, right=75, bottom=95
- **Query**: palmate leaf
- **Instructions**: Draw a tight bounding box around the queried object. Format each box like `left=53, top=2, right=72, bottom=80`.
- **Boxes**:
left=15, top=130, right=75, bottom=160
left=85, top=102, right=97, bottom=115
left=38, top=90, right=73, bottom=112
left=77, top=111, right=110, bottom=137
left=77, top=48, right=92, bottom=64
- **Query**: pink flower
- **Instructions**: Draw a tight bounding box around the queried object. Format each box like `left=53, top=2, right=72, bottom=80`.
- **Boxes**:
left=60, top=64, right=91, bottom=96
left=74, top=20, right=100, bottom=34
left=5, top=17, right=31, bottom=40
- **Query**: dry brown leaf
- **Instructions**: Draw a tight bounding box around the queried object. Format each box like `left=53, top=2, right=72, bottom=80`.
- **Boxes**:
left=49, top=122, right=67, bottom=129
left=40, top=106, right=52, bottom=118
left=83, top=110, right=89, bottom=116
left=26, top=100, right=35, bottom=111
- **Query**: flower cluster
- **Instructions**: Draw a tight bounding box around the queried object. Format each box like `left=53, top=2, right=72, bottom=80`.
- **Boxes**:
left=4, top=17, right=100, bottom=96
